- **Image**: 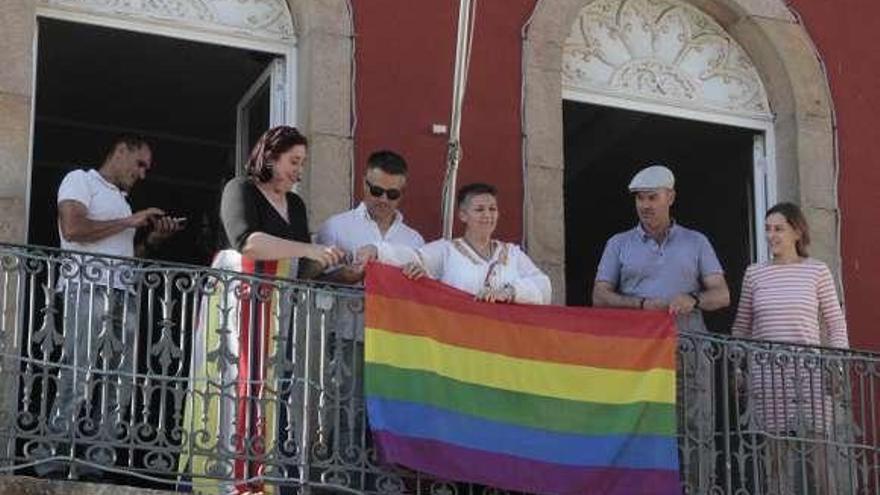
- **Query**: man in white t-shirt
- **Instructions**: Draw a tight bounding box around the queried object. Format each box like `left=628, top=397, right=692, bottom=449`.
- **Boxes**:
left=44, top=135, right=182, bottom=477
left=57, top=135, right=182, bottom=259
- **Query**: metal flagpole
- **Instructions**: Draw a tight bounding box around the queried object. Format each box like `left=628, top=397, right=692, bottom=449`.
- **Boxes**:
left=441, top=0, right=477, bottom=239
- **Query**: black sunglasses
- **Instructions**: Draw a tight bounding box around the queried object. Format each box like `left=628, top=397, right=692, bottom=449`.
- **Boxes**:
left=365, top=179, right=402, bottom=200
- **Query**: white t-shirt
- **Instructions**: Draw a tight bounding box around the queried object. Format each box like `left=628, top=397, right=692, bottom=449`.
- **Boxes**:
left=57, top=169, right=135, bottom=289
left=316, top=202, right=424, bottom=256
left=57, top=169, right=135, bottom=257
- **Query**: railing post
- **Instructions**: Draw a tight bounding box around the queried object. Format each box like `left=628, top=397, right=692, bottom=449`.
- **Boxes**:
left=299, top=288, right=314, bottom=494
left=0, top=255, right=23, bottom=469
left=721, top=340, right=733, bottom=495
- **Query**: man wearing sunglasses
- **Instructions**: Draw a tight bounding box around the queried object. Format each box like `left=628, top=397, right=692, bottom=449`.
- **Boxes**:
left=316, top=149, right=424, bottom=284
left=314, top=150, right=424, bottom=463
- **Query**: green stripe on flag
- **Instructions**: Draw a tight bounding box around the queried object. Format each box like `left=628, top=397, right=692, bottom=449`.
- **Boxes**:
left=365, top=362, right=675, bottom=436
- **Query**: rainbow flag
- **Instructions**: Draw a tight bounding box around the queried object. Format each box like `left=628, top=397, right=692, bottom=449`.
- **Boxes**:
left=364, top=263, right=680, bottom=495
left=182, top=249, right=295, bottom=495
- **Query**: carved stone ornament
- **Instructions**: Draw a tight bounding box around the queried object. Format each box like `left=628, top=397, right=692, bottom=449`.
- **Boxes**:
left=563, top=0, right=771, bottom=118
left=37, top=0, right=295, bottom=43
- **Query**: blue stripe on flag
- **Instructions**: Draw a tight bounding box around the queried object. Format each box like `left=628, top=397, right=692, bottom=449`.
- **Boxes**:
left=367, top=397, right=678, bottom=470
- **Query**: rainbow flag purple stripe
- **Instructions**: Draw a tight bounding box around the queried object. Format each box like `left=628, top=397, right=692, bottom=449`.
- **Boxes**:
left=364, top=263, right=681, bottom=495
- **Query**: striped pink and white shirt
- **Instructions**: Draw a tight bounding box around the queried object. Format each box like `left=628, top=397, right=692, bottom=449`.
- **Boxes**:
left=731, top=259, right=848, bottom=432
left=731, top=259, right=848, bottom=348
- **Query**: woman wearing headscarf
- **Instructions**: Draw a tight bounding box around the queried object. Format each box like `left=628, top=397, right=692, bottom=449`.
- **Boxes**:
left=183, top=126, right=343, bottom=494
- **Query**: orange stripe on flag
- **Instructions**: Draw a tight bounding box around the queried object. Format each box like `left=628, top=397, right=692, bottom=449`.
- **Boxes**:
left=367, top=293, right=675, bottom=371
left=366, top=263, right=676, bottom=340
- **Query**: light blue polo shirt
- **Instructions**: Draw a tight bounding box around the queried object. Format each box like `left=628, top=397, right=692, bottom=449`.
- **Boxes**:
left=596, top=223, right=724, bottom=332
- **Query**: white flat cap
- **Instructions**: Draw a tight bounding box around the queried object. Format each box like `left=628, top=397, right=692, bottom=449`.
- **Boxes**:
left=628, top=165, right=675, bottom=191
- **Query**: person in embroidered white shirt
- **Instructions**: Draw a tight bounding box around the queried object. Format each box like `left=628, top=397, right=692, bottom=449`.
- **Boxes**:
left=316, top=150, right=425, bottom=283
left=358, top=182, right=551, bottom=305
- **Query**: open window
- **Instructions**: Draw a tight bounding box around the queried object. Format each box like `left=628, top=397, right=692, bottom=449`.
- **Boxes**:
left=236, top=58, right=287, bottom=175
left=28, top=18, right=290, bottom=265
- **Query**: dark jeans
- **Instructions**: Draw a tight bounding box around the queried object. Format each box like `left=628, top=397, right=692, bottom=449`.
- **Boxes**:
left=38, top=285, right=137, bottom=476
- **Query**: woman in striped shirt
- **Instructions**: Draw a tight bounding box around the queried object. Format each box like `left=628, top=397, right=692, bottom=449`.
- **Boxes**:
left=731, top=202, right=849, bottom=494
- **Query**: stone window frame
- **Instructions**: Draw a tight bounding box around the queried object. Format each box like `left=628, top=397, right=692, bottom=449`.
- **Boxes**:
left=522, top=0, right=839, bottom=302
left=0, top=0, right=354, bottom=241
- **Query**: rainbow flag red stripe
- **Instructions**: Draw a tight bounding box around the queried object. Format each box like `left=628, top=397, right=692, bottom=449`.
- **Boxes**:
left=364, top=263, right=681, bottom=495
left=182, top=251, right=293, bottom=495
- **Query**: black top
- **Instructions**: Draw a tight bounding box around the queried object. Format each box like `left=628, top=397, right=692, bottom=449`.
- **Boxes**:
left=220, top=177, right=309, bottom=251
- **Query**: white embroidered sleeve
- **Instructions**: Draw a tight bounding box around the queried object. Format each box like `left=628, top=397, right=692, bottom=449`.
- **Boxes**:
left=376, top=239, right=447, bottom=279
left=509, top=245, right=552, bottom=305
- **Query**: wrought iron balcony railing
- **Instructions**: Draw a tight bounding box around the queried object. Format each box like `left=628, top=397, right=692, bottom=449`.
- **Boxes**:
left=0, top=243, right=877, bottom=495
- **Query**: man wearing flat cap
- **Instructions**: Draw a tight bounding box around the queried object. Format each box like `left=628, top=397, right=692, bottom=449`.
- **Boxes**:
left=593, top=164, right=730, bottom=329
left=592, top=164, right=730, bottom=494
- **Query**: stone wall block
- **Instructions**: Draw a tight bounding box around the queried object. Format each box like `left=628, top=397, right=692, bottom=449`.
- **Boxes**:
left=0, top=197, right=25, bottom=244
left=535, top=260, right=566, bottom=306
left=0, top=1, right=36, bottom=96
left=797, top=117, right=836, bottom=210
left=526, top=164, right=565, bottom=262
left=288, top=0, right=351, bottom=38
left=524, top=66, right=564, bottom=171
left=771, top=112, right=801, bottom=203
left=803, top=206, right=841, bottom=287
left=302, top=133, right=352, bottom=230
left=524, top=38, right=563, bottom=73
left=694, top=0, right=795, bottom=26
left=527, top=0, right=585, bottom=47
left=736, top=0, right=796, bottom=21
left=748, top=17, right=832, bottom=121
left=0, top=93, right=31, bottom=198
left=297, top=32, right=352, bottom=137
left=728, top=17, right=796, bottom=119
left=688, top=0, right=745, bottom=28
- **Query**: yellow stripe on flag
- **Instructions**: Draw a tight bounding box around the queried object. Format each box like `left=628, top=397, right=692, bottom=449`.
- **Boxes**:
left=366, top=327, right=675, bottom=405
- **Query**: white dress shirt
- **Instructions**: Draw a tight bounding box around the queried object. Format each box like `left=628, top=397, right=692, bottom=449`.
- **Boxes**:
left=316, top=202, right=424, bottom=254
left=316, top=202, right=424, bottom=340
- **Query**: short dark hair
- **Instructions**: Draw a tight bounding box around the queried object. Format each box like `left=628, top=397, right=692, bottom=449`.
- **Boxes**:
left=246, top=126, right=309, bottom=182
left=366, top=150, right=408, bottom=176
left=105, top=134, right=150, bottom=160
left=456, top=182, right=497, bottom=208
left=767, top=201, right=811, bottom=257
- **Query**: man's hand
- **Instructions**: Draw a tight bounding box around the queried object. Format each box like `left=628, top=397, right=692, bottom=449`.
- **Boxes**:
left=127, top=208, right=165, bottom=228
left=476, top=286, right=514, bottom=304
left=355, top=245, right=378, bottom=264
left=332, top=264, right=367, bottom=284
left=59, top=201, right=165, bottom=245
left=401, top=262, right=426, bottom=280
left=145, top=215, right=185, bottom=246
left=668, top=293, right=697, bottom=315
left=305, top=244, right=346, bottom=268
left=643, top=298, right=668, bottom=311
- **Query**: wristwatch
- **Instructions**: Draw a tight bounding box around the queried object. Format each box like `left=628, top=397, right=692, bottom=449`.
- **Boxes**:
left=689, top=291, right=701, bottom=309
